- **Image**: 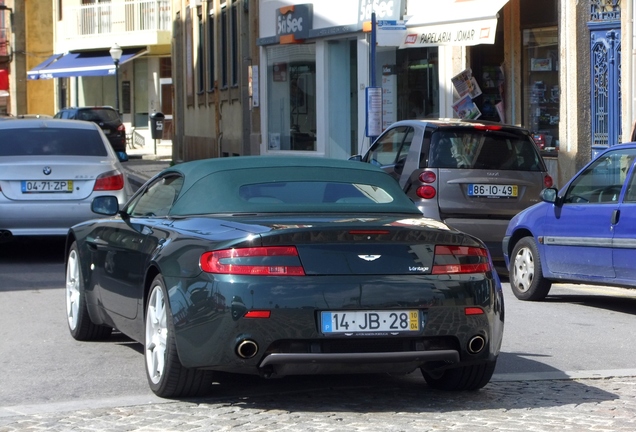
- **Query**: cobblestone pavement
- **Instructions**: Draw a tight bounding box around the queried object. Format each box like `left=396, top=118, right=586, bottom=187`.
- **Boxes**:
left=2, top=376, right=636, bottom=431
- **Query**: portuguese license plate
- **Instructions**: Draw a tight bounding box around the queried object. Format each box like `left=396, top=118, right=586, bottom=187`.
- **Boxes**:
left=21, top=180, right=73, bottom=193
left=321, top=310, right=420, bottom=335
left=468, top=184, right=518, bottom=197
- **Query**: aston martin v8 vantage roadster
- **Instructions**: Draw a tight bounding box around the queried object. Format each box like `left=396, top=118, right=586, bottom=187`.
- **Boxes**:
left=65, top=156, right=504, bottom=398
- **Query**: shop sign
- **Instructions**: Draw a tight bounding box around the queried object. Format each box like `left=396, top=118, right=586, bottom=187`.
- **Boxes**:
left=359, top=0, right=402, bottom=23
left=401, top=18, right=498, bottom=47
left=276, top=4, right=313, bottom=43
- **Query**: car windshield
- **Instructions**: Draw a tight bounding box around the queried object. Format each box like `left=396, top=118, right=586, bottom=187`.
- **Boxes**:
left=170, top=166, right=420, bottom=215
left=428, top=130, right=542, bottom=171
left=0, top=128, right=109, bottom=156
left=79, top=109, right=119, bottom=122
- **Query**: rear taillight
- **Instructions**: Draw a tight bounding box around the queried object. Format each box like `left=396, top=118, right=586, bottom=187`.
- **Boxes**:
left=93, top=170, right=125, bottom=191
left=473, top=124, right=503, bottom=131
left=544, top=174, right=553, bottom=188
left=432, top=245, right=491, bottom=274
left=200, top=246, right=305, bottom=276
left=465, top=307, right=485, bottom=315
left=419, top=171, right=436, bottom=183
left=117, top=124, right=126, bottom=133
left=416, top=186, right=436, bottom=199
left=417, top=171, right=437, bottom=199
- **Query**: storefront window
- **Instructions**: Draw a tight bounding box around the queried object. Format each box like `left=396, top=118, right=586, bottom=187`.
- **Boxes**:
left=266, top=44, right=316, bottom=151
left=523, top=27, right=559, bottom=152
left=377, top=47, right=438, bottom=129
left=397, top=48, right=439, bottom=120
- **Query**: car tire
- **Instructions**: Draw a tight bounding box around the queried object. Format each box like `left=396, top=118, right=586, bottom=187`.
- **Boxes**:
left=145, top=274, right=215, bottom=398
left=422, top=360, right=496, bottom=391
left=65, top=242, right=113, bottom=341
left=509, top=237, right=552, bottom=301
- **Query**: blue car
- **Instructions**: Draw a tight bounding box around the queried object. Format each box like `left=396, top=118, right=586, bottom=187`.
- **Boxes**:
left=503, top=143, right=636, bottom=300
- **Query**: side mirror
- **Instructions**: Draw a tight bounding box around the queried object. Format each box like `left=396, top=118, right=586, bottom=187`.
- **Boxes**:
left=91, top=196, right=120, bottom=216
left=540, top=187, right=558, bottom=204
left=348, top=155, right=362, bottom=162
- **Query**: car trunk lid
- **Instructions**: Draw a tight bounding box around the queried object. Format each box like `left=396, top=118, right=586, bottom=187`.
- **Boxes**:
left=0, top=156, right=115, bottom=201
left=222, top=215, right=482, bottom=276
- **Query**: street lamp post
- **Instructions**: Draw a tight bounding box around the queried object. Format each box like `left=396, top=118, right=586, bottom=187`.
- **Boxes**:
left=109, top=43, right=123, bottom=114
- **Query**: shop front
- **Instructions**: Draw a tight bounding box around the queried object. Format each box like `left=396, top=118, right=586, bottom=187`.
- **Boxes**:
left=258, top=0, right=555, bottom=161
left=258, top=0, right=404, bottom=158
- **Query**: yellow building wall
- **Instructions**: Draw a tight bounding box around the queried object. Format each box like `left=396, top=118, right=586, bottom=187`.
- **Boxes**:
left=25, top=0, right=55, bottom=115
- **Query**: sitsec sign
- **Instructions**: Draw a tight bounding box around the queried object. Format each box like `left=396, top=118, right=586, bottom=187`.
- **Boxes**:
left=276, top=4, right=313, bottom=42
left=359, top=0, right=402, bottom=23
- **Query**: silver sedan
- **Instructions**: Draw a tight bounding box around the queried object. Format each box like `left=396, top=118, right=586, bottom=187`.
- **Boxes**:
left=0, top=118, right=132, bottom=240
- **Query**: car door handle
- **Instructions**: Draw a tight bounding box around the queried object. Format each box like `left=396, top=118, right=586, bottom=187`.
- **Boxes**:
left=611, top=209, right=620, bottom=225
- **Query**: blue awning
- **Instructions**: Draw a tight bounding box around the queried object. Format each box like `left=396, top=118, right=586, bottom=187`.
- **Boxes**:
left=27, top=54, right=64, bottom=80
left=29, top=49, right=146, bottom=80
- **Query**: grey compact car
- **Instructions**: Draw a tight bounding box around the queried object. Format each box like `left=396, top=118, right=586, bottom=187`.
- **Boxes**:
left=352, top=119, right=552, bottom=267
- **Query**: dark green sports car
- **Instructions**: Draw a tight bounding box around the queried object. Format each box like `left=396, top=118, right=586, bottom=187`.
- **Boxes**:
left=65, top=156, right=504, bottom=398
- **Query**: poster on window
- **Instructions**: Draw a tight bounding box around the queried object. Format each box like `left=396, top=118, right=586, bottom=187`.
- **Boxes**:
left=273, top=63, right=287, bottom=82
left=451, top=68, right=482, bottom=99
left=452, top=95, right=482, bottom=120
left=268, top=133, right=281, bottom=150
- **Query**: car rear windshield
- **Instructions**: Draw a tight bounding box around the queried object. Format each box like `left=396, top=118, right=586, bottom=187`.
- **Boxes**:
left=0, top=128, right=109, bottom=156
left=171, top=167, right=421, bottom=215
left=428, top=129, right=543, bottom=171
left=78, top=109, right=119, bottom=122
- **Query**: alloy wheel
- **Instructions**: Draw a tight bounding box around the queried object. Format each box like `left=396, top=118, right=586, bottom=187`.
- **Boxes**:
left=66, top=249, right=80, bottom=331
left=146, top=284, right=168, bottom=385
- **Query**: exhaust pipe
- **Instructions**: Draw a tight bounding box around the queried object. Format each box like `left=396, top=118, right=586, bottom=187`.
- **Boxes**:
left=236, top=339, right=258, bottom=359
left=467, top=335, right=486, bottom=354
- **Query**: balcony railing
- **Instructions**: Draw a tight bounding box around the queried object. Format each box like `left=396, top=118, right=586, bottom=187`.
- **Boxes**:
left=66, top=0, right=171, bottom=38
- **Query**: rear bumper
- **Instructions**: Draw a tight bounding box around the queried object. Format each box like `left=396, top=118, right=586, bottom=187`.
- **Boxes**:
left=258, top=350, right=460, bottom=376
left=0, top=193, right=125, bottom=235
left=168, top=273, right=505, bottom=376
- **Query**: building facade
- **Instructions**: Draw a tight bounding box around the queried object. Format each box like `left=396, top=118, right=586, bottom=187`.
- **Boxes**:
left=252, top=0, right=629, bottom=186
left=0, top=0, right=12, bottom=115
left=170, top=0, right=260, bottom=163
left=1, top=1, right=632, bottom=188
left=25, top=0, right=173, bottom=145
left=255, top=0, right=529, bottom=158
left=1, top=0, right=56, bottom=117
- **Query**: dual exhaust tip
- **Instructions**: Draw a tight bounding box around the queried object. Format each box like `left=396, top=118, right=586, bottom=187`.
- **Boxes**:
left=236, top=339, right=258, bottom=359
left=467, top=335, right=486, bottom=354
left=236, top=335, right=484, bottom=359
